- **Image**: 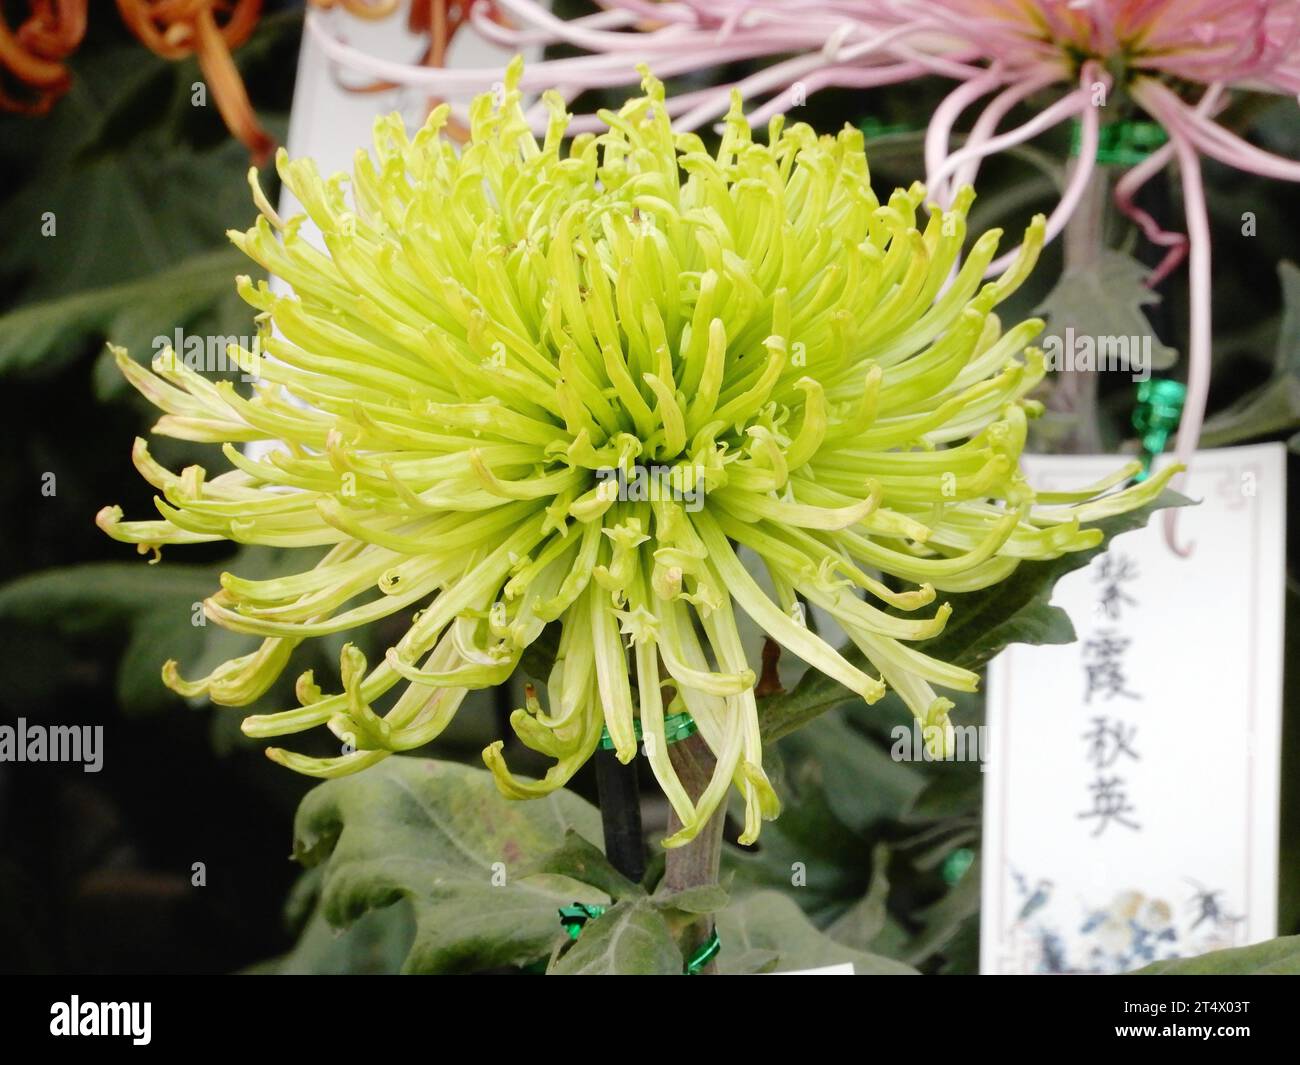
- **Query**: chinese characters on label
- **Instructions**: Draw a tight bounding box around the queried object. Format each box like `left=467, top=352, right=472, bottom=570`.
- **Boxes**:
left=1078, top=553, right=1142, bottom=835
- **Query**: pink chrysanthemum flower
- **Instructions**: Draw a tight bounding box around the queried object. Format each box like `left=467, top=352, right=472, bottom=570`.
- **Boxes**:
left=930, top=1, right=1300, bottom=87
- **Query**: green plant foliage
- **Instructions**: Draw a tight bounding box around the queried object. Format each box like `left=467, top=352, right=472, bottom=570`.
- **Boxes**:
left=716, top=892, right=917, bottom=975
left=253, top=867, right=416, bottom=976
left=0, top=547, right=332, bottom=726
left=1132, top=935, right=1300, bottom=975
left=0, top=248, right=254, bottom=386
left=272, top=755, right=925, bottom=974
left=549, top=899, right=683, bottom=975
left=1201, top=261, right=1300, bottom=447
left=0, top=16, right=298, bottom=382
left=0, top=560, right=218, bottom=715
left=291, top=758, right=607, bottom=973
left=1036, top=248, right=1178, bottom=373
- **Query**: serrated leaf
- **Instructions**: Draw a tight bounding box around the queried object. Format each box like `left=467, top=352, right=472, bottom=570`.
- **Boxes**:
left=716, top=891, right=918, bottom=975
left=0, top=17, right=295, bottom=295
left=1131, top=935, right=1300, bottom=975
left=1036, top=247, right=1177, bottom=371
left=549, top=898, right=683, bottom=975
left=760, top=488, right=1191, bottom=741
left=292, top=757, right=605, bottom=973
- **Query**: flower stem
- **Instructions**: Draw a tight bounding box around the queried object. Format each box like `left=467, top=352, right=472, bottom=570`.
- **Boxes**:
left=1048, top=159, right=1112, bottom=454
left=662, top=731, right=725, bottom=973
left=594, top=748, right=645, bottom=883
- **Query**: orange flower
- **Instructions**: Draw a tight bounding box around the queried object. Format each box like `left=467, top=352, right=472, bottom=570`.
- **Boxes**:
left=116, top=0, right=273, bottom=163
left=2, top=2, right=502, bottom=156
left=0, top=0, right=87, bottom=114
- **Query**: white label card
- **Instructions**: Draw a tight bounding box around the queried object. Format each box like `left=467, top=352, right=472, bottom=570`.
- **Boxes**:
left=981, top=445, right=1286, bottom=974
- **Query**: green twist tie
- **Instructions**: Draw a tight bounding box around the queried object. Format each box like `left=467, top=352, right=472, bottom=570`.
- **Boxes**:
left=858, top=116, right=915, bottom=139
left=941, top=847, right=975, bottom=886
left=662, top=711, right=698, bottom=744
left=685, top=928, right=721, bottom=974
left=558, top=902, right=606, bottom=940
left=1071, top=119, right=1168, bottom=166
left=1132, top=378, right=1186, bottom=481
left=598, top=711, right=697, bottom=751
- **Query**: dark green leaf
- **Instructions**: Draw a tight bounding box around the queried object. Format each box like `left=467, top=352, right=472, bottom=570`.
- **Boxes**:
left=259, top=902, right=416, bottom=976
left=0, top=561, right=212, bottom=714
left=716, top=891, right=918, bottom=975
left=907, top=770, right=983, bottom=821
left=903, top=855, right=982, bottom=966
left=826, top=842, right=892, bottom=950
left=0, top=248, right=254, bottom=382
left=549, top=898, right=682, bottom=975
left=0, top=561, right=213, bottom=629
left=1202, top=261, right=1300, bottom=446
left=0, top=549, right=307, bottom=717
left=522, top=829, right=643, bottom=901
left=293, top=757, right=605, bottom=973
left=726, top=710, right=924, bottom=920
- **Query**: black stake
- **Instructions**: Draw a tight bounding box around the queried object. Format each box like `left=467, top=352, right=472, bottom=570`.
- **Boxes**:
left=594, top=747, right=645, bottom=883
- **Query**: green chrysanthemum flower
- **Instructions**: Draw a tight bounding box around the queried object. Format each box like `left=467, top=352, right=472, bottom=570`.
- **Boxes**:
left=98, top=60, right=1176, bottom=847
